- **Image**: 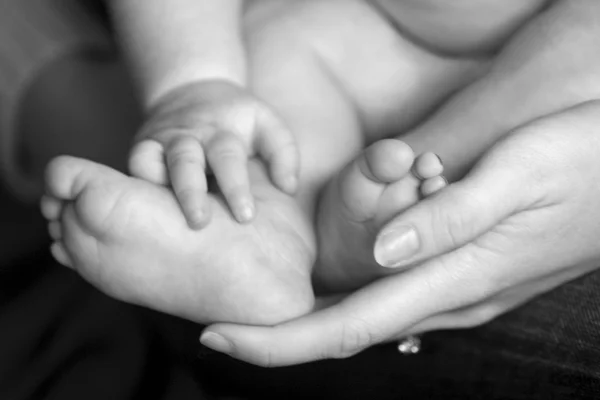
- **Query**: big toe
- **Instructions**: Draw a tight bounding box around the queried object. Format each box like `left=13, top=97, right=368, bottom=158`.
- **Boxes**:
left=45, top=156, right=94, bottom=201
left=45, top=155, right=140, bottom=239
left=338, top=139, right=415, bottom=222
left=45, top=156, right=124, bottom=200
left=364, top=139, right=416, bottom=183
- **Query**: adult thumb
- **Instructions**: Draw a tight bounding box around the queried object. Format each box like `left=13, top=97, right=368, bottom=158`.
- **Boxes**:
left=374, top=155, right=523, bottom=269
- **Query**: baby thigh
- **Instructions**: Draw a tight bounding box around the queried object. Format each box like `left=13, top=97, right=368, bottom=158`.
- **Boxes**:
left=244, top=0, right=482, bottom=193
left=243, top=0, right=365, bottom=213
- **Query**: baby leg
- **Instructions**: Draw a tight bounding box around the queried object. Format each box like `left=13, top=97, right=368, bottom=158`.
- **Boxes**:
left=249, top=0, right=482, bottom=292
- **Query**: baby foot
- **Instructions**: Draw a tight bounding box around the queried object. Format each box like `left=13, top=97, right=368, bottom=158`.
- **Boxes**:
left=314, top=139, right=445, bottom=293
left=41, top=156, right=315, bottom=325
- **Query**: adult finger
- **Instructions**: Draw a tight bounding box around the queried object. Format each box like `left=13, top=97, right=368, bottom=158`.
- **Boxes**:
left=373, top=136, right=539, bottom=269
left=255, top=105, right=299, bottom=194
left=400, top=266, right=582, bottom=337
left=205, top=132, right=255, bottom=223
left=165, top=135, right=211, bottom=228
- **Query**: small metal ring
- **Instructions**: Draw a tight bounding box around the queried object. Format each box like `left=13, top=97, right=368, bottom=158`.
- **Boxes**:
left=397, top=335, right=421, bottom=355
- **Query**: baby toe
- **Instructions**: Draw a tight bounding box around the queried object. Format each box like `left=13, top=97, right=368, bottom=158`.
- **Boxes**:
left=412, top=152, right=443, bottom=180
left=50, top=242, right=73, bottom=269
left=363, top=139, right=415, bottom=183
left=421, top=175, right=448, bottom=197
left=40, top=195, right=63, bottom=220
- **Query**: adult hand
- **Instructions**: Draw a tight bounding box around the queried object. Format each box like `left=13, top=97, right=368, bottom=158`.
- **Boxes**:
left=199, top=101, right=600, bottom=367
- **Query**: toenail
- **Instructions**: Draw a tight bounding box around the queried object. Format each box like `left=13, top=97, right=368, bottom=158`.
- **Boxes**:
left=374, top=225, right=420, bottom=268
left=200, top=332, right=234, bottom=355
left=411, top=165, right=424, bottom=180
left=435, top=154, right=443, bottom=167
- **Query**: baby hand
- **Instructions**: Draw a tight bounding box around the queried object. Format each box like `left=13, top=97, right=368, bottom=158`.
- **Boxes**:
left=129, top=80, right=299, bottom=228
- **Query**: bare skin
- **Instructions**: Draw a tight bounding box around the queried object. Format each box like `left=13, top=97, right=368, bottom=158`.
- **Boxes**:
left=314, top=142, right=445, bottom=293
left=314, top=0, right=600, bottom=292
left=41, top=0, right=550, bottom=322
left=42, top=149, right=442, bottom=322
left=42, top=157, right=314, bottom=325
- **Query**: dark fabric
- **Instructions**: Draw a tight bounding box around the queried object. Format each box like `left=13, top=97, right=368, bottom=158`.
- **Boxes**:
left=0, top=248, right=208, bottom=400
left=195, top=270, right=600, bottom=400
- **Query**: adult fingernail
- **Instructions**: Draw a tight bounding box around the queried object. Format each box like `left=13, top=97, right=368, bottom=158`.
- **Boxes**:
left=374, top=225, right=420, bottom=268
left=200, top=332, right=233, bottom=355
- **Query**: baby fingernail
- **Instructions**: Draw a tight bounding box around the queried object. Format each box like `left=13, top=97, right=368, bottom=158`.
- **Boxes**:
left=237, top=200, right=255, bottom=223
left=191, top=210, right=204, bottom=223
left=189, top=207, right=210, bottom=229
left=374, top=225, right=420, bottom=268
left=200, top=332, right=233, bottom=355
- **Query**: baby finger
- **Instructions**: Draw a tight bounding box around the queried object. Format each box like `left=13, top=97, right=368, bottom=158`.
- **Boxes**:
left=256, top=106, right=299, bottom=194
left=205, top=132, right=254, bottom=223
left=166, top=135, right=211, bottom=228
